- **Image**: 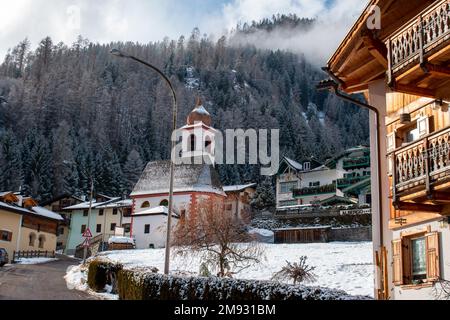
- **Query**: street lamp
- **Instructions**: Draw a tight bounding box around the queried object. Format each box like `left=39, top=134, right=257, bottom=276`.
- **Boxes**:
left=110, top=48, right=177, bottom=275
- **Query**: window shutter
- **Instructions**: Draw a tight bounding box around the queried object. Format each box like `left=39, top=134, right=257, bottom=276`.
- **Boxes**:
left=425, top=232, right=440, bottom=282
left=417, top=116, right=429, bottom=138
left=387, top=132, right=396, bottom=153
left=392, top=239, right=403, bottom=285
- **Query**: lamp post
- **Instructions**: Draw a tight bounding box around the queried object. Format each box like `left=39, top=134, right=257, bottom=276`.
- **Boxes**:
left=110, top=49, right=177, bottom=275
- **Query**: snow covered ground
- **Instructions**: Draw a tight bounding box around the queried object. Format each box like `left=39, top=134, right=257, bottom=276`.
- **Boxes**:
left=14, top=257, right=59, bottom=265
left=66, top=242, right=374, bottom=298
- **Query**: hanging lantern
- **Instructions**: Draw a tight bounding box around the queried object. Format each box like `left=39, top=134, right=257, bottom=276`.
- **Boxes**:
left=399, top=113, right=411, bottom=124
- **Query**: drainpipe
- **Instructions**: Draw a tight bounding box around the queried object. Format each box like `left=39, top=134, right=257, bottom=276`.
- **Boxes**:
left=317, top=68, right=384, bottom=251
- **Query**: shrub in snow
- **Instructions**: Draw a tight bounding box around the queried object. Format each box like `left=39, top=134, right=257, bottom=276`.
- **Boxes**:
left=83, top=261, right=370, bottom=300
left=272, top=256, right=316, bottom=285
left=87, top=259, right=123, bottom=293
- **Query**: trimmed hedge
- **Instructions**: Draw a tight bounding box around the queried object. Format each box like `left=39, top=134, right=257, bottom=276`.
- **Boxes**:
left=88, top=260, right=371, bottom=300
left=87, top=259, right=123, bottom=293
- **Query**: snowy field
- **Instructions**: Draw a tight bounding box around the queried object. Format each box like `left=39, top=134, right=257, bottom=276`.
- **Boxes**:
left=66, top=242, right=374, bottom=298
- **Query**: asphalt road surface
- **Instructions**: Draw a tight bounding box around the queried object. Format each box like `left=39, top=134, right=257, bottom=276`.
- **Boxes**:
left=0, top=255, right=97, bottom=300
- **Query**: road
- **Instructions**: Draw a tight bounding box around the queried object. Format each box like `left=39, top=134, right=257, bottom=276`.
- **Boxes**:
left=0, top=255, right=97, bottom=300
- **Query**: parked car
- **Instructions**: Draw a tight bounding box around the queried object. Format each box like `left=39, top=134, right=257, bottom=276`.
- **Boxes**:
left=0, top=248, right=9, bottom=267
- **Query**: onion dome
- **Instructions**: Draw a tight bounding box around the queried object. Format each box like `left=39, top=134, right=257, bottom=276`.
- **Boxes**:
left=187, top=97, right=212, bottom=126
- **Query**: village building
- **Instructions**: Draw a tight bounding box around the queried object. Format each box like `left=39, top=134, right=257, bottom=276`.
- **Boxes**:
left=276, top=146, right=371, bottom=208
left=0, top=191, right=63, bottom=259
left=323, top=0, right=450, bottom=299
left=40, top=194, right=84, bottom=251
left=223, top=183, right=257, bottom=222
left=130, top=100, right=258, bottom=247
left=62, top=195, right=132, bottom=255
left=132, top=206, right=180, bottom=249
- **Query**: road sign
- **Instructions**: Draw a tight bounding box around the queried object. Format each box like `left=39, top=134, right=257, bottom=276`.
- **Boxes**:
left=82, top=238, right=90, bottom=247
left=82, top=228, right=93, bottom=238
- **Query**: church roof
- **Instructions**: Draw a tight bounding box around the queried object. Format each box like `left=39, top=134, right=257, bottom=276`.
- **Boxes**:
left=130, top=158, right=224, bottom=197
left=187, top=98, right=212, bottom=126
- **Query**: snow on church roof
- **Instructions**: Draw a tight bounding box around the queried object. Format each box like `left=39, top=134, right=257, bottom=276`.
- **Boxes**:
left=130, top=158, right=225, bottom=197
left=223, top=183, right=257, bottom=192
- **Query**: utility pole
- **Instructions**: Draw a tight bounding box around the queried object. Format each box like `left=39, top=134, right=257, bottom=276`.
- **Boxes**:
left=83, top=178, right=94, bottom=264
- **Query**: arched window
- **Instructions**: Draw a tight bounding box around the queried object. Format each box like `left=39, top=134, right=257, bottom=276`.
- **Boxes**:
left=189, top=134, right=196, bottom=152
left=205, top=136, right=212, bottom=153
left=38, top=235, right=46, bottom=249
left=29, top=233, right=36, bottom=247
left=160, top=199, right=169, bottom=207
left=141, top=201, right=150, bottom=208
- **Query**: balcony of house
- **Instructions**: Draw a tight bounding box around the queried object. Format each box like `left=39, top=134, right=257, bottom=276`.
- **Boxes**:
left=336, top=176, right=366, bottom=189
left=392, top=127, right=450, bottom=211
left=342, top=156, right=371, bottom=170
left=292, top=184, right=336, bottom=198
left=386, top=0, right=450, bottom=99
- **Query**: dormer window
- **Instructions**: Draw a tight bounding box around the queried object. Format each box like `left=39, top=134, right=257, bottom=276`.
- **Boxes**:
left=303, top=162, right=311, bottom=171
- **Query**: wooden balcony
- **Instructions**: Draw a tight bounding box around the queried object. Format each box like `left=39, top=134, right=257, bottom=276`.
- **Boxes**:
left=293, top=184, right=336, bottom=197
left=392, top=127, right=450, bottom=207
left=342, top=156, right=371, bottom=170
left=386, top=0, right=450, bottom=98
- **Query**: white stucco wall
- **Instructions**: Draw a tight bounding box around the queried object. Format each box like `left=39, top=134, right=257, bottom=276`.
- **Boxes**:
left=134, top=194, right=191, bottom=215
left=133, top=214, right=179, bottom=249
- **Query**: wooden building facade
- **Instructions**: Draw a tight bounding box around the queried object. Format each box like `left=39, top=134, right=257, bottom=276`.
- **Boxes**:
left=324, top=0, right=450, bottom=300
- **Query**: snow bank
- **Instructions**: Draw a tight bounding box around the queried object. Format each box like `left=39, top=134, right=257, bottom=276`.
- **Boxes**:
left=88, top=242, right=374, bottom=297
left=64, top=263, right=119, bottom=300
left=15, top=257, right=58, bottom=265
left=249, top=228, right=274, bottom=237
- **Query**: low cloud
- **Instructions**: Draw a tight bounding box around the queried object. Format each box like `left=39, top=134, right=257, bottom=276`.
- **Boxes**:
left=0, top=0, right=367, bottom=65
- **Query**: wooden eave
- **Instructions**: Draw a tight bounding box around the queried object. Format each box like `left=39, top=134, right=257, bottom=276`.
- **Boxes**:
left=327, top=0, right=436, bottom=93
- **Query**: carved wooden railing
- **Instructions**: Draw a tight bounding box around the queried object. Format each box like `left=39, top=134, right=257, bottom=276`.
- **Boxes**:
left=386, top=0, right=450, bottom=81
left=393, top=127, right=450, bottom=196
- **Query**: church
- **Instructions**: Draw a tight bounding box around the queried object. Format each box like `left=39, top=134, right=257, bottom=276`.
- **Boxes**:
left=129, top=99, right=231, bottom=248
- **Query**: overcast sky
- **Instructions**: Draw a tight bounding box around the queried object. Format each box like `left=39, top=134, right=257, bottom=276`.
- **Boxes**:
left=0, top=0, right=367, bottom=61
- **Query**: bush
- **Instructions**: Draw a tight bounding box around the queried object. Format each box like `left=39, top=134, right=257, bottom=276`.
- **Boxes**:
left=87, top=261, right=371, bottom=300
left=87, top=259, right=123, bottom=293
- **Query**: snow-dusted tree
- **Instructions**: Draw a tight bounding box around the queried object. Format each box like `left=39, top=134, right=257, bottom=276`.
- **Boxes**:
left=0, top=130, right=23, bottom=191
left=271, top=256, right=316, bottom=285
left=251, top=177, right=276, bottom=211
left=173, top=198, right=264, bottom=277
left=123, top=148, right=144, bottom=193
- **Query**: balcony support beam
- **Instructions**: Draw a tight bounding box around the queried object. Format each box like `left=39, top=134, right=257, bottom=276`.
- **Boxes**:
left=392, top=83, right=436, bottom=98
left=422, top=63, right=450, bottom=77
left=362, top=32, right=388, bottom=69
left=394, top=201, right=443, bottom=213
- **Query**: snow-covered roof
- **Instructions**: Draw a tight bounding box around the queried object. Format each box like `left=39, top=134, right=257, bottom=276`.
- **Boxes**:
left=223, top=183, right=257, bottom=193
left=283, top=157, right=303, bottom=171
left=31, top=206, right=64, bottom=221
left=130, top=158, right=224, bottom=197
left=133, top=206, right=180, bottom=218
left=96, top=199, right=132, bottom=209
left=0, top=201, right=34, bottom=215
left=108, top=236, right=135, bottom=244
left=195, top=105, right=210, bottom=115
left=62, top=197, right=121, bottom=210
left=273, top=225, right=332, bottom=231
left=0, top=201, right=63, bottom=221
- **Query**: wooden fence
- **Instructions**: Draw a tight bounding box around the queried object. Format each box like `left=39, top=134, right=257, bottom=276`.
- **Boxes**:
left=13, top=250, right=56, bottom=262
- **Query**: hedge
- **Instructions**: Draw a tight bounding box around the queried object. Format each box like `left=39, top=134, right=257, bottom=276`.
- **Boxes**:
left=88, top=261, right=371, bottom=300
left=87, top=259, right=123, bottom=293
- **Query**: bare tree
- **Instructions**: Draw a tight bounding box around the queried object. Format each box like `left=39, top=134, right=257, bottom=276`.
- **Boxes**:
left=432, top=278, right=450, bottom=300
left=172, top=198, right=264, bottom=278
left=271, top=256, right=316, bottom=285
